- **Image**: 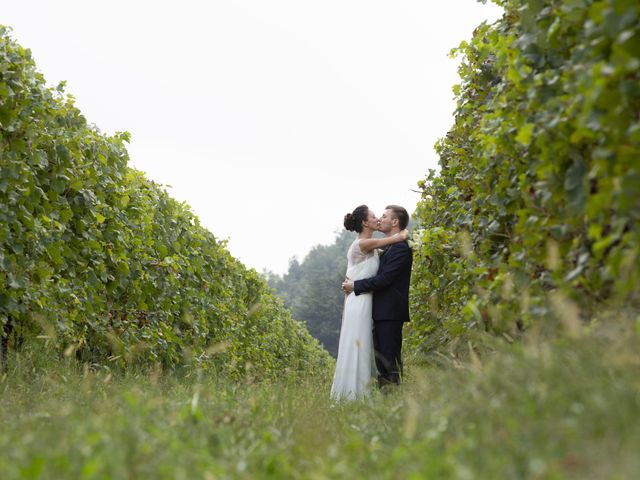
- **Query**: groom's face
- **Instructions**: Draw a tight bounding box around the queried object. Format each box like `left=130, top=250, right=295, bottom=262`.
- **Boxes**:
left=378, top=209, right=396, bottom=234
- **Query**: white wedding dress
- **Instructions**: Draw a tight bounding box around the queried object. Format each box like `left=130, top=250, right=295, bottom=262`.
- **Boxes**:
left=330, top=239, right=379, bottom=401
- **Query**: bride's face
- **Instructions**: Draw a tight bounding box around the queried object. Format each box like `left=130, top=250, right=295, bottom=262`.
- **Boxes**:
left=363, top=210, right=379, bottom=231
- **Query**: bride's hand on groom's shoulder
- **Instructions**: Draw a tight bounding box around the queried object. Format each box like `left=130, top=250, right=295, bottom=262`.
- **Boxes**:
left=399, top=229, right=409, bottom=240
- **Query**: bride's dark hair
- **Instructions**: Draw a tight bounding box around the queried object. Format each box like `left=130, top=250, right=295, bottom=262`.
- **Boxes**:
left=344, top=205, right=369, bottom=233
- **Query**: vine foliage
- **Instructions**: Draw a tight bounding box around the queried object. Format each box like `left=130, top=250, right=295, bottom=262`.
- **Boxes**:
left=409, top=0, right=640, bottom=351
left=0, top=26, right=331, bottom=376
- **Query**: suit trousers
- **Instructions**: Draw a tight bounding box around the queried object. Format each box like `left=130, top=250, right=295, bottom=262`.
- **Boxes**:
left=373, top=320, right=404, bottom=387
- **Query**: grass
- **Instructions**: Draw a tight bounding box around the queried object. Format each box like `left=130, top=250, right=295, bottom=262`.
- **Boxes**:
left=1, top=316, right=639, bottom=479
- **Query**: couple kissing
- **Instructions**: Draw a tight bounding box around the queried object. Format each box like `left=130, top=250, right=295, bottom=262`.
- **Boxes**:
left=331, top=205, right=412, bottom=401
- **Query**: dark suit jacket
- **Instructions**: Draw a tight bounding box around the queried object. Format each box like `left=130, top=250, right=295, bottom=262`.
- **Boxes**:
left=353, top=241, right=412, bottom=322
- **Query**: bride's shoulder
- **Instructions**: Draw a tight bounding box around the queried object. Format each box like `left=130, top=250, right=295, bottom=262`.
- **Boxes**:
left=347, top=238, right=360, bottom=254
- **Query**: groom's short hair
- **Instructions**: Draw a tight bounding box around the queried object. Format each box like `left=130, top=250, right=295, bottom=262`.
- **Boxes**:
left=386, top=205, right=409, bottom=230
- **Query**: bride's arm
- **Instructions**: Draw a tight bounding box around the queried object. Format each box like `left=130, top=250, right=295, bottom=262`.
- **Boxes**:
left=359, top=230, right=408, bottom=254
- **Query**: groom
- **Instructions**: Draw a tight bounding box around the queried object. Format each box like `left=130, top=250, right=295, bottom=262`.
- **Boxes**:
left=342, top=205, right=412, bottom=388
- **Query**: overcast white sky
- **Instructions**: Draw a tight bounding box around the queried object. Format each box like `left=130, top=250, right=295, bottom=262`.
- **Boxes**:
left=4, top=1, right=502, bottom=274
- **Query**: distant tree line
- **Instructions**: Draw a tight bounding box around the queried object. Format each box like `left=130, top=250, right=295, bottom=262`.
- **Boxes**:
left=265, top=230, right=355, bottom=357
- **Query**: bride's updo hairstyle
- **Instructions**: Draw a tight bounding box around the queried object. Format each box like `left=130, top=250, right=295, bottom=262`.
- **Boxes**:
left=344, top=205, right=369, bottom=233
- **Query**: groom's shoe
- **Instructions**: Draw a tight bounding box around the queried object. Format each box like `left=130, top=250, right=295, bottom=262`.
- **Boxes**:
left=377, top=371, right=401, bottom=391
left=377, top=376, right=395, bottom=389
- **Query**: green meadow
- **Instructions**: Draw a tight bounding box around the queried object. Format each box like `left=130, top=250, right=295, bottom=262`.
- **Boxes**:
left=2, top=311, right=638, bottom=479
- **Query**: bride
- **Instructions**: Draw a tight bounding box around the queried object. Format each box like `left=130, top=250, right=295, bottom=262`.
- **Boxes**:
left=330, top=205, right=408, bottom=401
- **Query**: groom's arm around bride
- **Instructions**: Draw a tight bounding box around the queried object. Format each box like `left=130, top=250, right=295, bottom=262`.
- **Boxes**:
left=353, top=241, right=412, bottom=321
left=343, top=205, right=412, bottom=387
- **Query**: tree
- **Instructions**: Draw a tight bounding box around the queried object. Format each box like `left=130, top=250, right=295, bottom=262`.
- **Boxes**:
left=266, top=230, right=355, bottom=356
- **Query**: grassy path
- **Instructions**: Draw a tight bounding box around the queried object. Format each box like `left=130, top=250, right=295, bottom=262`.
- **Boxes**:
left=1, top=328, right=639, bottom=479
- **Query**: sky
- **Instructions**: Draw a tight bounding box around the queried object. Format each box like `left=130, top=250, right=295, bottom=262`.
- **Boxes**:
left=3, top=1, right=503, bottom=275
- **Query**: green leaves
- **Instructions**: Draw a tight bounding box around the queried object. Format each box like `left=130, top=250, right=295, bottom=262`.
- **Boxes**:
left=0, top=26, right=330, bottom=376
left=409, top=0, right=640, bottom=352
left=564, top=157, right=587, bottom=213
left=515, top=123, right=535, bottom=146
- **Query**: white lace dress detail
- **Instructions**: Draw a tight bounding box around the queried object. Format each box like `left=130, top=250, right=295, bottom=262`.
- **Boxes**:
left=330, top=239, right=379, bottom=401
